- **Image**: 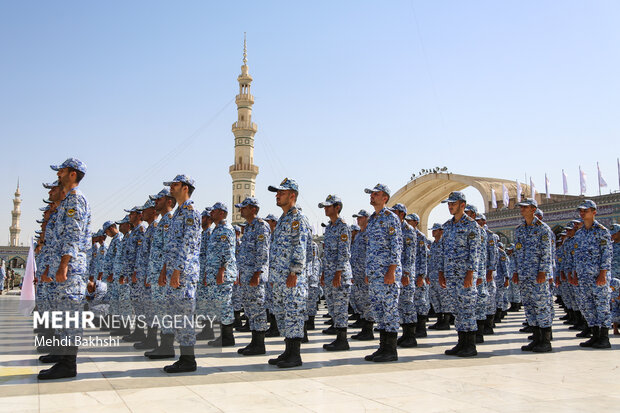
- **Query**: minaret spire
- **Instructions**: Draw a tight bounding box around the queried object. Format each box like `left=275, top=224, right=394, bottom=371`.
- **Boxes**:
left=229, top=33, right=259, bottom=224
left=9, top=180, right=21, bottom=247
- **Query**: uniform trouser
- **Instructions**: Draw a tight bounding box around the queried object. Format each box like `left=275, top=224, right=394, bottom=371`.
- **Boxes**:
left=414, top=281, right=430, bottom=315
left=324, top=283, right=351, bottom=328
left=195, top=283, right=213, bottom=319
left=241, top=283, right=268, bottom=331
left=265, top=283, right=273, bottom=313
left=349, top=283, right=359, bottom=314
left=118, top=283, right=133, bottom=317
left=352, top=282, right=374, bottom=321
left=398, top=282, right=417, bottom=324
left=130, top=282, right=147, bottom=319
left=559, top=282, right=572, bottom=310
left=166, top=286, right=197, bottom=346
left=324, top=283, right=334, bottom=316
left=475, top=280, right=489, bottom=320
left=508, top=280, right=521, bottom=303
left=271, top=281, right=308, bottom=339
left=446, top=273, right=477, bottom=332
left=232, top=282, right=243, bottom=312
left=210, top=283, right=234, bottom=325
left=153, top=284, right=172, bottom=333
left=486, top=276, right=497, bottom=316
left=306, top=286, right=320, bottom=317
left=611, top=298, right=620, bottom=324
left=520, top=277, right=553, bottom=328
left=577, top=272, right=611, bottom=328
left=56, top=275, right=86, bottom=342
left=369, top=281, right=400, bottom=333
left=107, top=281, right=119, bottom=316
left=495, top=278, right=507, bottom=310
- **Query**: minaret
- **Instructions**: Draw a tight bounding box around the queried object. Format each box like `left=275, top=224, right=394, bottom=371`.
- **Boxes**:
left=229, top=33, right=259, bottom=224
left=9, top=180, right=21, bottom=247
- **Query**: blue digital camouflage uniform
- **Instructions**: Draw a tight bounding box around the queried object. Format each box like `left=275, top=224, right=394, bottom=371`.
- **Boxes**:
left=124, top=222, right=147, bottom=318
left=351, top=227, right=372, bottom=321
left=307, top=241, right=321, bottom=317
left=366, top=208, right=402, bottom=332
left=232, top=234, right=243, bottom=312
left=513, top=216, right=554, bottom=328
left=398, top=221, right=417, bottom=324
left=89, top=241, right=99, bottom=281
left=163, top=199, right=201, bottom=345
left=148, top=211, right=173, bottom=328
left=474, top=223, right=489, bottom=321
left=484, top=227, right=499, bottom=316
left=196, top=223, right=213, bottom=321
left=48, top=188, right=91, bottom=342
left=440, top=214, right=479, bottom=332
left=322, top=217, right=352, bottom=329
left=237, top=217, right=270, bottom=331
left=37, top=210, right=60, bottom=316
left=205, top=219, right=237, bottom=326
left=103, top=232, right=123, bottom=319
left=558, top=238, right=576, bottom=312
left=135, top=219, right=158, bottom=322
left=610, top=277, right=620, bottom=324
left=611, top=242, right=620, bottom=280
left=429, top=237, right=450, bottom=313
left=572, top=220, right=613, bottom=328
left=269, top=207, right=310, bottom=339
left=495, top=248, right=510, bottom=311
left=413, top=228, right=429, bottom=315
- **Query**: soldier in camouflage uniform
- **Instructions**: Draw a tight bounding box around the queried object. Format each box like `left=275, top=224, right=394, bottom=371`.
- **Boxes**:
left=267, top=178, right=310, bottom=368
left=196, top=207, right=215, bottom=341
left=350, top=209, right=375, bottom=341
left=405, top=213, right=430, bottom=338
left=428, top=223, right=452, bottom=330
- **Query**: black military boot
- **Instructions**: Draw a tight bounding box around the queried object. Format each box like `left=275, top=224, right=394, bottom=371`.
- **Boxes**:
left=483, top=315, right=495, bottom=335
left=324, top=317, right=334, bottom=325
left=164, top=346, right=197, bottom=373
left=212, top=323, right=235, bottom=347
left=322, top=325, right=338, bottom=335
left=232, top=310, right=243, bottom=329
left=398, top=323, right=418, bottom=348
left=323, top=327, right=349, bottom=351
left=576, top=326, right=592, bottom=338
left=36, top=331, right=55, bottom=353
left=352, top=320, right=375, bottom=340
left=277, top=338, right=303, bottom=368
left=241, top=330, right=266, bottom=355
left=348, top=313, right=360, bottom=321
left=475, top=320, right=485, bottom=344
left=100, top=315, right=112, bottom=331
left=269, top=338, right=291, bottom=365
left=147, top=333, right=175, bottom=359
left=532, top=327, right=552, bottom=353
left=123, top=325, right=146, bottom=343
left=429, top=313, right=443, bottom=330
left=580, top=326, right=600, bottom=347
left=134, top=327, right=158, bottom=350
left=38, top=345, right=63, bottom=364
left=435, top=313, right=451, bottom=330
left=306, top=315, right=316, bottom=330
left=236, top=313, right=250, bottom=332
left=456, top=331, right=478, bottom=357
left=570, top=312, right=587, bottom=331
left=521, top=326, right=540, bottom=351
left=196, top=322, right=215, bottom=340
left=349, top=316, right=365, bottom=328
left=592, top=327, right=611, bottom=349
left=373, top=331, right=398, bottom=362
left=444, top=331, right=465, bottom=356
left=494, top=309, right=503, bottom=324
left=519, top=323, right=534, bottom=333
left=38, top=346, right=78, bottom=380
left=415, top=315, right=427, bottom=338
left=302, top=321, right=309, bottom=343
left=265, top=314, right=280, bottom=337
left=365, top=329, right=385, bottom=361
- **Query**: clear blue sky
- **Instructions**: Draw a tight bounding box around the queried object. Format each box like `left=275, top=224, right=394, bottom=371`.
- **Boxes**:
left=1, top=1, right=619, bottom=244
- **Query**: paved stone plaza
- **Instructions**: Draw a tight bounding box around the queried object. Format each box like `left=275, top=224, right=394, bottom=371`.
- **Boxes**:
left=0, top=293, right=618, bottom=413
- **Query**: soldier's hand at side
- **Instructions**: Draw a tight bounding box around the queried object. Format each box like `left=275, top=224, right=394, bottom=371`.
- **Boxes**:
left=596, top=270, right=607, bottom=286
left=55, top=263, right=68, bottom=283
left=320, top=273, right=325, bottom=287
left=486, top=270, right=493, bottom=283
left=512, top=273, right=519, bottom=284
left=158, top=268, right=167, bottom=286
left=286, top=272, right=298, bottom=288
left=107, top=274, right=113, bottom=283
left=401, top=274, right=409, bottom=286
left=536, top=272, right=546, bottom=284
left=144, top=279, right=151, bottom=288
left=364, top=275, right=369, bottom=285
left=438, top=271, right=446, bottom=289
left=250, top=272, right=260, bottom=287
left=216, top=267, right=225, bottom=285
left=416, top=276, right=424, bottom=288
left=504, top=279, right=509, bottom=288
left=170, top=270, right=181, bottom=288
left=333, top=271, right=342, bottom=287
left=41, top=266, right=52, bottom=283
left=87, top=280, right=95, bottom=294
left=119, top=276, right=125, bottom=285
left=98, top=272, right=103, bottom=281
left=425, top=277, right=430, bottom=285
left=132, top=271, right=137, bottom=284
left=464, top=271, right=473, bottom=288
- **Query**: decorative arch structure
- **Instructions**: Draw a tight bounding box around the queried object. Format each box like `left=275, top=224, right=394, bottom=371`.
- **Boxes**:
left=390, top=173, right=530, bottom=234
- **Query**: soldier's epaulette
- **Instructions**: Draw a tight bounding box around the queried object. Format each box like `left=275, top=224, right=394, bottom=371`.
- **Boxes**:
left=257, top=218, right=264, bottom=223
left=153, top=221, right=158, bottom=228
left=595, top=222, right=606, bottom=230
left=290, top=207, right=298, bottom=214
left=465, top=215, right=474, bottom=222
left=536, top=221, right=542, bottom=226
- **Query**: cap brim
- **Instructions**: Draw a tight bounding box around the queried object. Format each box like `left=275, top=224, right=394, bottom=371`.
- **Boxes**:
left=364, top=188, right=375, bottom=194
left=163, top=181, right=175, bottom=186
left=234, top=203, right=243, bottom=208
left=50, top=164, right=61, bottom=171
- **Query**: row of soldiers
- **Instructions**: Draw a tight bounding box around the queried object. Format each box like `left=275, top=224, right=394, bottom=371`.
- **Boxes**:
left=32, top=158, right=619, bottom=381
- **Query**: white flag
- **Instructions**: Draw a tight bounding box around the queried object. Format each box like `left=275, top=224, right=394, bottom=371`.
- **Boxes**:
left=502, top=184, right=509, bottom=207
left=545, top=174, right=550, bottom=199
left=579, top=166, right=587, bottom=195
left=562, top=169, right=568, bottom=195
left=491, top=188, right=497, bottom=208
left=598, top=162, right=608, bottom=189
left=618, top=158, right=620, bottom=190
left=530, top=177, right=536, bottom=199
left=516, top=179, right=522, bottom=202
left=18, top=238, right=37, bottom=315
